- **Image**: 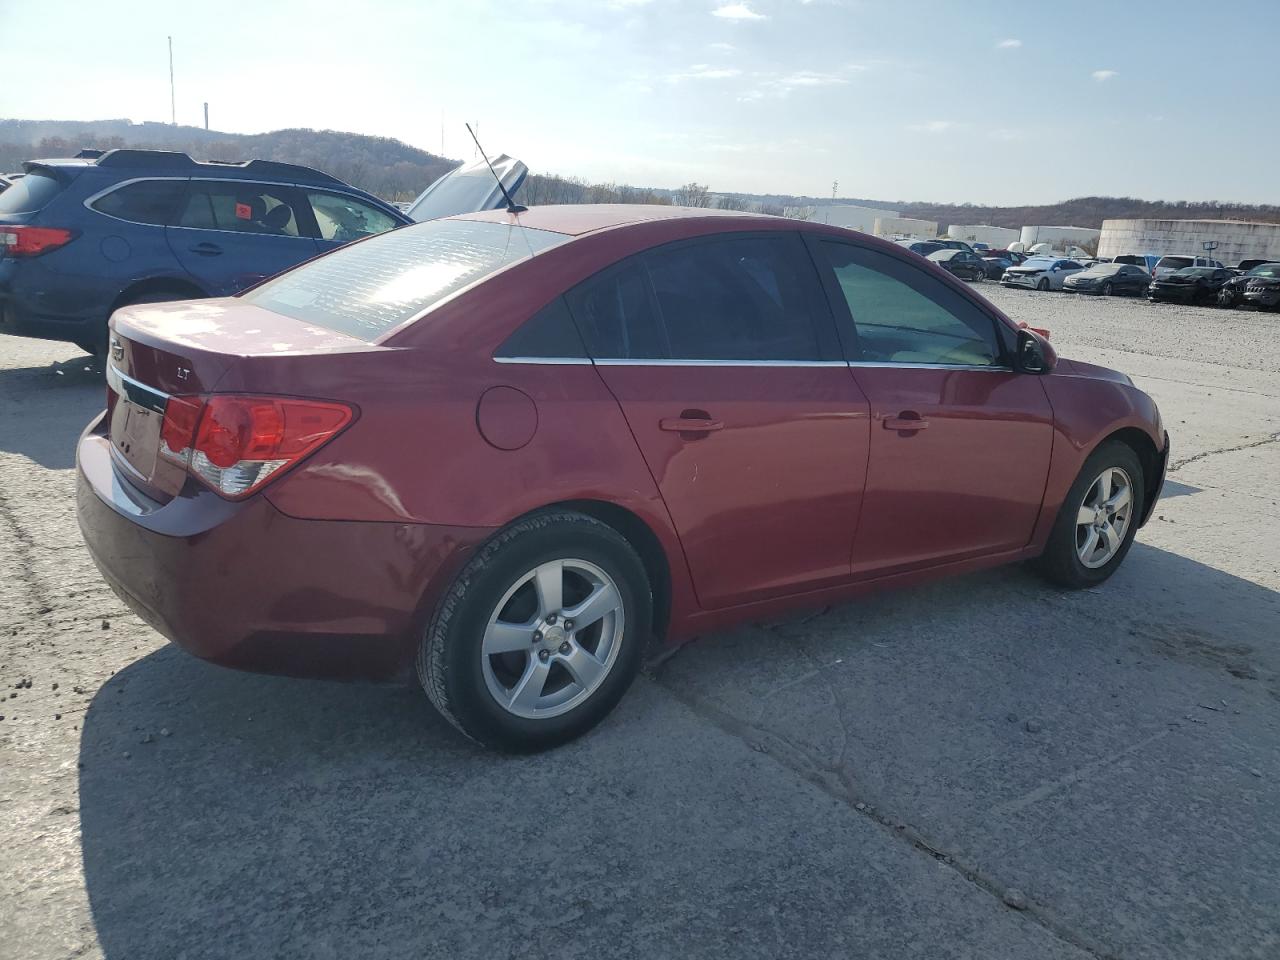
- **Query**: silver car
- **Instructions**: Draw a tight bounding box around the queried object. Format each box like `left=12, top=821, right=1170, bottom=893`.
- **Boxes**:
left=1001, top=256, right=1086, bottom=291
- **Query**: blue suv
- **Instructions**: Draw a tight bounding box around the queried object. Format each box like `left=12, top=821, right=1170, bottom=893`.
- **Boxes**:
left=0, top=149, right=410, bottom=354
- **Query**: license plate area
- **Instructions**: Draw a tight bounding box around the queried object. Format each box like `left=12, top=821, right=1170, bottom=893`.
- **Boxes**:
left=106, top=365, right=187, bottom=500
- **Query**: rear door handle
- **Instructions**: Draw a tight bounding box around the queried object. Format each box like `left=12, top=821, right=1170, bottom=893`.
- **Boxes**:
left=660, top=414, right=724, bottom=436
left=188, top=242, right=223, bottom=256
left=883, top=413, right=929, bottom=432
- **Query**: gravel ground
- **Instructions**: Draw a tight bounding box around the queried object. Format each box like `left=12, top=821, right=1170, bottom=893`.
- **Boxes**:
left=1, top=285, right=1278, bottom=959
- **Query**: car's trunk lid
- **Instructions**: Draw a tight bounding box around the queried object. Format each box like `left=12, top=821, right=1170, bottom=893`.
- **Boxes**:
left=106, top=298, right=382, bottom=503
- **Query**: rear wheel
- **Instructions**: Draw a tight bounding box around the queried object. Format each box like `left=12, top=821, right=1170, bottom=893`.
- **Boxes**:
left=1034, top=440, right=1145, bottom=588
left=86, top=286, right=200, bottom=357
left=418, top=510, right=651, bottom=752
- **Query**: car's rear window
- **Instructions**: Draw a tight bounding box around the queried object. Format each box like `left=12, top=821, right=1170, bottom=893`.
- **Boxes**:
left=1156, top=256, right=1193, bottom=270
left=245, top=218, right=570, bottom=341
left=0, top=171, right=65, bottom=214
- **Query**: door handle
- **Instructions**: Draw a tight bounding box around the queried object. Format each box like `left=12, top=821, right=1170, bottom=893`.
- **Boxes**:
left=660, top=413, right=724, bottom=436
left=188, top=242, right=223, bottom=256
left=883, top=412, right=929, bottom=432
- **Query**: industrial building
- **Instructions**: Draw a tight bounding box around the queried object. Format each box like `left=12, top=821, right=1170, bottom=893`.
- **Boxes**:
left=874, top=216, right=938, bottom=239
left=1019, top=225, right=1101, bottom=252
left=1097, top=219, right=1280, bottom=265
left=797, top=204, right=899, bottom=232
left=944, top=224, right=1020, bottom=248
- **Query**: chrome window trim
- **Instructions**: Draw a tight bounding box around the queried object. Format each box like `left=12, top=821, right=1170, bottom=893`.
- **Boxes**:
left=847, top=361, right=1013, bottom=373
left=107, top=364, right=170, bottom=413
left=592, top=359, right=848, bottom=368
left=493, top=356, right=593, bottom=365
left=84, top=175, right=387, bottom=235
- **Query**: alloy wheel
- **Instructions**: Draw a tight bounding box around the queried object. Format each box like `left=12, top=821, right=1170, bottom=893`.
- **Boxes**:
left=480, top=558, right=625, bottom=719
left=1075, top=467, right=1134, bottom=569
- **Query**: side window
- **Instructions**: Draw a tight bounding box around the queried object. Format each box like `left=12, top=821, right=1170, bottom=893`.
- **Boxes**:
left=565, top=259, right=668, bottom=360
left=643, top=234, right=825, bottom=360
left=494, top=297, right=588, bottom=360
left=306, top=191, right=399, bottom=243
left=176, top=181, right=308, bottom=237
left=817, top=241, right=1003, bottom=367
left=567, top=234, right=829, bottom=361
left=90, top=179, right=185, bottom=225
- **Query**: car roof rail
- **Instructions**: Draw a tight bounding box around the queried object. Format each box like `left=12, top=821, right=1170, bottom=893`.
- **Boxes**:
left=75, top=149, right=106, bottom=159
left=91, top=149, right=347, bottom=187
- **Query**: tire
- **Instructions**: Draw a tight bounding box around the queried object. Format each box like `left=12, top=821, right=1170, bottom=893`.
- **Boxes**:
left=82, top=286, right=200, bottom=357
left=1037, top=278, right=1050, bottom=291
left=1101, top=281, right=1113, bottom=296
left=1034, top=440, right=1145, bottom=589
left=418, top=509, right=651, bottom=752
left=1217, top=289, right=1235, bottom=309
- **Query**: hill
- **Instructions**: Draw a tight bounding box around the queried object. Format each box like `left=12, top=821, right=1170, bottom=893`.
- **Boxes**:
left=3, top=119, right=1277, bottom=226
left=0, top=119, right=458, bottom=200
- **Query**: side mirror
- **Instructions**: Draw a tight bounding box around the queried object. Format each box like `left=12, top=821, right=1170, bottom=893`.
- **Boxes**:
left=1016, top=328, right=1057, bottom=374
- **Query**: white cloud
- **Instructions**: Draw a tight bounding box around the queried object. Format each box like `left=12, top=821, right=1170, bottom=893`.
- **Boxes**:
left=1092, top=69, right=1118, bottom=82
left=666, top=64, right=744, bottom=82
left=776, top=70, right=851, bottom=88
left=712, top=3, right=768, bottom=21
left=709, top=41, right=736, bottom=51
left=996, top=38, right=1022, bottom=49
left=906, top=120, right=957, bottom=133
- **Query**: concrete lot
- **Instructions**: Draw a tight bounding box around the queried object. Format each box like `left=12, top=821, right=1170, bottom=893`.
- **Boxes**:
left=1, top=285, right=1277, bottom=959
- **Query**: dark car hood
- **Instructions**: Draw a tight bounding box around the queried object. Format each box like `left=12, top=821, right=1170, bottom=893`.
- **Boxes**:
left=1057, top=358, right=1135, bottom=386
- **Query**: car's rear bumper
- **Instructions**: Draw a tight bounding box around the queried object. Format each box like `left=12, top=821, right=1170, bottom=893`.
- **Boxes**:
left=75, top=415, right=490, bottom=681
left=0, top=259, right=111, bottom=346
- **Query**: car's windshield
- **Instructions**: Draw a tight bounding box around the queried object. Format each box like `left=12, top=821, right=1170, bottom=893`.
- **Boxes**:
left=244, top=218, right=570, bottom=341
left=1021, top=257, right=1054, bottom=268
left=1083, top=264, right=1123, bottom=275
left=927, top=250, right=958, bottom=260
left=1248, top=263, right=1280, bottom=277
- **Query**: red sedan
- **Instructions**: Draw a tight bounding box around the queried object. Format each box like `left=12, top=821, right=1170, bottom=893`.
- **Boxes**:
left=76, top=206, right=1168, bottom=751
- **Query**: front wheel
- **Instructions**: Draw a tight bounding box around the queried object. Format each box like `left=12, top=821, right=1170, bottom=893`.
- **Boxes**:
left=1034, top=440, right=1145, bottom=588
left=1217, top=289, right=1236, bottom=308
left=418, top=510, right=651, bottom=752
left=1101, top=281, right=1114, bottom=296
left=1037, top=278, right=1050, bottom=291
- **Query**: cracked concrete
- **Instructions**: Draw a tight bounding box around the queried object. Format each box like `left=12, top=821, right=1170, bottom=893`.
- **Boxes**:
left=2, top=285, right=1278, bottom=959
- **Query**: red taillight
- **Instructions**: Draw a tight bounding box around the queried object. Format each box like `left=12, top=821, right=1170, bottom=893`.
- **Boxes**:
left=159, top=394, right=353, bottom=499
left=0, top=226, right=76, bottom=258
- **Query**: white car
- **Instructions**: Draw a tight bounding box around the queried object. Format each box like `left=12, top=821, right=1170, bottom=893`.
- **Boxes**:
left=1151, top=254, right=1224, bottom=280
left=1001, top=256, right=1086, bottom=291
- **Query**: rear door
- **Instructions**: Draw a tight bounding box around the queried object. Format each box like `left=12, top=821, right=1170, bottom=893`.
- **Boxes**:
left=810, top=238, right=1053, bottom=576
left=166, top=179, right=319, bottom=295
left=567, top=232, right=871, bottom=609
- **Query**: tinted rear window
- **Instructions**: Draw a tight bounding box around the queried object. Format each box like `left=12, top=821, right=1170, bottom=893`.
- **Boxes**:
left=245, top=218, right=569, bottom=341
left=90, top=179, right=185, bottom=225
left=1156, top=256, right=1193, bottom=269
left=0, top=171, right=65, bottom=214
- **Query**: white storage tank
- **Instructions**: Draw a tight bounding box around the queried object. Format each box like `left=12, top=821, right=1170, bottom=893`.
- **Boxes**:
left=1097, top=219, right=1280, bottom=265
left=873, top=216, right=938, bottom=239
left=1020, top=225, right=1101, bottom=251
left=944, top=224, right=1020, bottom=248
left=805, top=204, right=899, bottom=233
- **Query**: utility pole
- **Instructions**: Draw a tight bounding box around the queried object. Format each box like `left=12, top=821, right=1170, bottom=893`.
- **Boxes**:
left=832, top=180, right=838, bottom=200
left=203, top=102, right=209, bottom=130
left=168, top=36, right=176, bottom=125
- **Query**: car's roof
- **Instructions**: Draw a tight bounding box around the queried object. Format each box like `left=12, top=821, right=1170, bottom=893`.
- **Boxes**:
left=25, top=149, right=354, bottom=190
left=451, top=204, right=775, bottom=237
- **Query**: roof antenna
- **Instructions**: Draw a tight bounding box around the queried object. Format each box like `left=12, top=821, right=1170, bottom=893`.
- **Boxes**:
left=465, top=123, right=527, bottom=214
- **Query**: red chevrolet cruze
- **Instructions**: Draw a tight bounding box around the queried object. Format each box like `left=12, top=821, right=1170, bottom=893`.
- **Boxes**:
left=77, top=206, right=1168, bottom=750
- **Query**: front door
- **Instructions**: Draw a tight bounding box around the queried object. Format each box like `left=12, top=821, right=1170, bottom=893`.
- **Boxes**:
left=566, top=232, right=871, bottom=609
left=167, top=179, right=319, bottom=295
left=811, top=238, right=1054, bottom=576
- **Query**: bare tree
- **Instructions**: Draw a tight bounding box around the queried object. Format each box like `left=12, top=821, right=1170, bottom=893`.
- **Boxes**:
left=714, top=195, right=748, bottom=211
left=673, top=182, right=712, bottom=208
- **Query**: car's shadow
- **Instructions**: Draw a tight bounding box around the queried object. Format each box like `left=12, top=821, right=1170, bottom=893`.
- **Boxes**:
left=76, top=539, right=1280, bottom=959
left=0, top=353, right=104, bottom=470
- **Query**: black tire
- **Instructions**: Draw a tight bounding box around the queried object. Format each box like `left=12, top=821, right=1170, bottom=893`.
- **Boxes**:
left=1034, top=440, right=1145, bottom=589
left=82, top=286, right=200, bottom=357
left=418, top=509, right=651, bottom=752
left=1037, top=278, right=1050, bottom=291
left=1217, top=289, right=1235, bottom=309
left=1101, top=281, right=1113, bottom=296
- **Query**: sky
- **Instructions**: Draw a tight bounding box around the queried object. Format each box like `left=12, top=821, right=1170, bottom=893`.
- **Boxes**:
left=2, top=0, right=1278, bottom=206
